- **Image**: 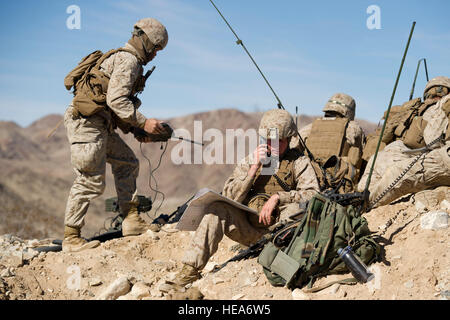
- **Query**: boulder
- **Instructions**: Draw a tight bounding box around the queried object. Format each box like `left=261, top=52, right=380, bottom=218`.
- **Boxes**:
left=292, top=289, right=311, bottom=300
left=130, top=282, right=151, bottom=299
left=96, top=277, right=131, bottom=300
left=420, top=211, right=448, bottom=230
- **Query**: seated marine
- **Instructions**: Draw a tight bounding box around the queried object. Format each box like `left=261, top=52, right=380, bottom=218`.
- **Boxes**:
left=173, top=109, right=320, bottom=287
left=358, top=76, right=450, bottom=207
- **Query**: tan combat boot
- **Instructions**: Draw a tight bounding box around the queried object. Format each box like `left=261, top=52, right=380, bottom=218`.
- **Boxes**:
left=173, top=264, right=202, bottom=287
left=122, top=206, right=160, bottom=237
left=62, top=226, right=100, bottom=253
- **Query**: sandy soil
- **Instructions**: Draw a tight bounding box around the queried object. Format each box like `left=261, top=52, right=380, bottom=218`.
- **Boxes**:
left=0, top=188, right=448, bottom=301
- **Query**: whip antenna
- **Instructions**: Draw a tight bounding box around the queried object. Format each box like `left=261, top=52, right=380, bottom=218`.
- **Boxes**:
left=409, top=58, right=429, bottom=100
left=363, top=21, right=416, bottom=199
left=209, top=0, right=285, bottom=110
left=208, top=0, right=316, bottom=164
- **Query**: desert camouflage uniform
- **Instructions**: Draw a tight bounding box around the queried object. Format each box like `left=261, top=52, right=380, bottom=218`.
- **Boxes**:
left=64, top=43, right=146, bottom=228
left=181, top=152, right=319, bottom=270
left=359, top=94, right=450, bottom=207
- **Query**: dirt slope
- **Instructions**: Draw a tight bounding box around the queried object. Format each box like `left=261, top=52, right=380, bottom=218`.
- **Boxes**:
left=0, top=187, right=448, bottom=301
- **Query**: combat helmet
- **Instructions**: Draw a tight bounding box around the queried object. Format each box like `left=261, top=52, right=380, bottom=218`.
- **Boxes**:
left=423, top=76, right=450, bottom=99
left=134, top=18, right=169, bottom=50
left=259, top=109, right=297, bottom=140
left=323, top=93, right=356, bottom=121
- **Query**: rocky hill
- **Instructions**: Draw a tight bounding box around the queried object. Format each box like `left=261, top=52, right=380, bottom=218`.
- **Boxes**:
left=0, top=187, right=448, bottom=300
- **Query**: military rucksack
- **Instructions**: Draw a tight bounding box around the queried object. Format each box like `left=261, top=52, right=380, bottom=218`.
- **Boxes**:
left=257, top=193, right=380, bottom=290
left=311, top=155, right=358, bottom=194
left=64, top=48, right=144, bottom=116
left=381, top=98, right=436, bottom=149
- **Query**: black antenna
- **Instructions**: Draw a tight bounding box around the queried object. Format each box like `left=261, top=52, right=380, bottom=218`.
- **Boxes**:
left=363, top=21, right=416, bottom=197
left=208, top=0, right=316, bottom=163
left=209, top=0, right=284, bottom=110
left=409, top=58, right=429, bottom=100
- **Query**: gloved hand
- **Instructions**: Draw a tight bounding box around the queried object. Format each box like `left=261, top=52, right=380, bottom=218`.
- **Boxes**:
left=144, top=118, right=165, bottom=135
left=132, top=122, right=173, bottom=143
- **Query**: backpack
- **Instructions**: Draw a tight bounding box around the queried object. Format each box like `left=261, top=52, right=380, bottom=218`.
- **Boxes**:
left=311, top=155, right=358, bottom=194
left=64, top=48, right=142, bottom=116
left=64, top=50, right=104, bottom=93
left=381, top=98, right=437, bottom=149
left=257, top=193, right=380, bottom=290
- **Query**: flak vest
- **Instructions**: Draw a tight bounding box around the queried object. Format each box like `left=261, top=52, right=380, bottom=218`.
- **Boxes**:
left=304, top=118, right=359, bottom=193
left=243, top=149, right=299, bottom=228
left=305, top=117, right=350, bottom=162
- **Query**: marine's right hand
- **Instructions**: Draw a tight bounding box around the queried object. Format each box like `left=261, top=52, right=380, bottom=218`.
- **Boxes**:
left=249, top=144, right=269, bottom=176
left=144, top=118, right=165, bottom=135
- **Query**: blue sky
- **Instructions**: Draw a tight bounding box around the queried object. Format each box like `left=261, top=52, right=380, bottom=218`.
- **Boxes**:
left=0, top=0, right=449, bottom=127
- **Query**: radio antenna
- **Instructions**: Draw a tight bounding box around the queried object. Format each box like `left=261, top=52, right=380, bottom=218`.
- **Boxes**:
left=209, top=0, right=285, bottom=110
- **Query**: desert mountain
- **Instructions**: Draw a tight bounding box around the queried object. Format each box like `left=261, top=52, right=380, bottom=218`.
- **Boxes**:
left=0, top=109, right=377, bottom=240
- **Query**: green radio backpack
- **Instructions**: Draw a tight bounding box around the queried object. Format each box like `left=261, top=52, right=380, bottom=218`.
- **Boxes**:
left=258, top=193, right=380, bottom=290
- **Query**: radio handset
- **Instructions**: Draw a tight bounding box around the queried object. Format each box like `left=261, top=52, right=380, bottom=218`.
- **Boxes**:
left=260, top=128, right=277, bottom=168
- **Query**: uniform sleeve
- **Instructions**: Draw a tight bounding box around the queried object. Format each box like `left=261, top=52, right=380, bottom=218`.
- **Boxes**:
left=346, top=121, right=366, bottom=168
left=346, top=121, right=365, bottom=148
left=222, top=156, right=256, bottom=203
left=424, top=95, right=450, bottom=145
left=106, top=53, right=147, bottom=129
left=276, top=156, right=320, bottom=205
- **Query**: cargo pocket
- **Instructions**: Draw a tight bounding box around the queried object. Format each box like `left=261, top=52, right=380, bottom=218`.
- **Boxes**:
left=70, top=140, right=106, bottom=174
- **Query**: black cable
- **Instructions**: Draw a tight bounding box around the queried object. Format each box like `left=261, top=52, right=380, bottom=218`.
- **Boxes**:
left=150, top=142, right=168, bottom=215
left=140, top=141, right=168, bottom=218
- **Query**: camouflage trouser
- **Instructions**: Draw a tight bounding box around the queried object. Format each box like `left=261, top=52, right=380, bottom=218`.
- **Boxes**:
left=182, top=201, right=268, bottom=270
left=367, top=143, right=450, bottom=207
left=358, top=140, right=412, bottom=192
left=63, top=106, right=139, bottom=228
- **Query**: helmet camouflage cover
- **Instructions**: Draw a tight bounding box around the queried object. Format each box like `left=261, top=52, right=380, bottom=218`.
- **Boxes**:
left=259, top=109, right=297, bottom=139
left=323, top=93, right=356, bottom=120
left=423, top=76, right=450, bottom=97
left=134, top=18, right=169, bottom=49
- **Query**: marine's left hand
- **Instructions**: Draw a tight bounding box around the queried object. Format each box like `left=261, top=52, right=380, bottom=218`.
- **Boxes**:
left=259, top=194, right=280, bottom=226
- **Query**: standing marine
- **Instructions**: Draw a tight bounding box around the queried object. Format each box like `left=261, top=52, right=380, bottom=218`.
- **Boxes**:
left=62, top=18, right=170, bottom=252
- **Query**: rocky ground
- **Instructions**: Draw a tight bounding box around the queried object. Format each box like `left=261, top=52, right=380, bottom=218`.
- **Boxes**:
left=0, top=187, right=448, bottom=301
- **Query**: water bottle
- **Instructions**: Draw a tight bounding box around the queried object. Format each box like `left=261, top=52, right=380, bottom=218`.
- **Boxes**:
left=337, top=246, right=374, bottom=283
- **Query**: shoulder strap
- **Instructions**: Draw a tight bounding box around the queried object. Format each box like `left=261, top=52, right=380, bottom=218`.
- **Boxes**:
left=94, top=48, right=142, bottom=69
left=302, top=277, right=357, bottom=293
